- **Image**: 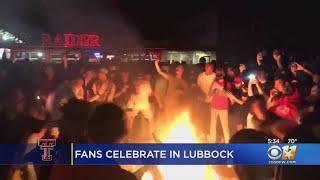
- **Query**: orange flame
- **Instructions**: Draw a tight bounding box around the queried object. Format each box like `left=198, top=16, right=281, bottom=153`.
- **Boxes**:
left=155, top=112, right=219, bottom=180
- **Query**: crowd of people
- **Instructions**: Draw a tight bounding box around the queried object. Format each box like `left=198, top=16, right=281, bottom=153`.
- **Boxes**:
left=0, top=49, right=320, bottom=179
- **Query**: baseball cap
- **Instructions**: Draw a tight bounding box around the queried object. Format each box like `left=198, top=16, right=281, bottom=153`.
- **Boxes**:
left=234, top=76, right=243, bottom=84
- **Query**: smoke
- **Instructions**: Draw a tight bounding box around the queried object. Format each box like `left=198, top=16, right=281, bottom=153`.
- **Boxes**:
left=0, top=0, right=143, bottom=48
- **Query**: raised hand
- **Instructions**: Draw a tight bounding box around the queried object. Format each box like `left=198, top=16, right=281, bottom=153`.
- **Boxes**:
left=295, top=62, right=305, bottom=71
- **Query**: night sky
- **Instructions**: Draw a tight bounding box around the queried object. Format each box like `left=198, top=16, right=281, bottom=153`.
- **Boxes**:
left=1, top=1, right=319, bottom=54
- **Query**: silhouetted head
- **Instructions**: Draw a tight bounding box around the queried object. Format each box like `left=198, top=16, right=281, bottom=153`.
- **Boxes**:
left=230, top=129, right=274, bottom=180
left=59, top=99, right=92, bottom=142
left=88, top=103, right=126, bottom=143
left=272, top=49, right=282, bottom=61
left=256, top=52, right=263, bottom=62
left=229, top=129, right=269, bottom=143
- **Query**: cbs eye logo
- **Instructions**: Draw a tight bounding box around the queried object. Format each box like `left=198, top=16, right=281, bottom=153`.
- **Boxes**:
left=267, top=145, right=297, bottom=161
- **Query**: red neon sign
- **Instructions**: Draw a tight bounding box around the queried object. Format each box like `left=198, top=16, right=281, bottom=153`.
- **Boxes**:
left=41, top=33, right=101, bottom=47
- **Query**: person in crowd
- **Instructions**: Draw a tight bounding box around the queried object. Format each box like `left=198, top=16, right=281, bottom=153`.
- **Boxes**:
left=58, top=99, right=92, bottom=143
left=48, top=103, right=136, bottom=180
left=39, top=65, right=59, bottom=101
left=239, top=63, right=247, bottom=76
left=255, top=50, right=285, bottom=79
left=277, top=101, right=320, bottom=180
left=114, top=71, right=132, bottom=109
left=255, top=51, right=270, bottom=73
left=5, top=96, right=47, bottom=180
left=126, top=75, right=153, bottom=142
left=154, top=60, right=188, bottom=125
left=72, top=77, right=84, bottom=100
left=289, top=62, right=315, bottom=98
left=24, top=97, right=46, bottom=134
left=89, top=68, right=116, bottom=103
left=0, top=90, right=46, bottom=143
left=289, top=62, right=314, bottom=82
left=154, top=65, right=169, bottom=111
left=144, top=72, right=156, bottom=105
left=82, top=67, right=96, bottom=101
left=198, top=63, right=216, bottom=101
left=225, top=66, right=237, bottom=83
left=208, top=68, right=232, bottom=143
left=8, top=99, right=92, bottom=180
left=305, top=84, right=320, bottom=106
left=272, top=49, right=286, bottom=73
left=247, top=72, right=265, bottom=97
left=197, top=63, right=216, bottom=140
left=229, top=129, right=274, bottom=180
left=229, top=76, right=248, bottom=134
left=108, top=63, right=118, bottom=81
left=257, top=71, right=272, bottom=96
left=246, top=95, right=296, bottom=139
left=46, top=76, right=84, bottom=121
left=252, top=51, right=277, bottom=77
left=267, top=77, right=301, bottom=125
left=153, top=64, right=169, bottom=132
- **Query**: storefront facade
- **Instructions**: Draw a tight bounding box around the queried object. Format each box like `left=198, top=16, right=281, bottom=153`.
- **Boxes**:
left=1, top=33, right=216, bottom=64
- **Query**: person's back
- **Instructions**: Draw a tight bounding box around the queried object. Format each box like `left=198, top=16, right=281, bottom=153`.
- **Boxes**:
left=229, top=129, right=274, bottom=180
left=277, top=103, right=320, bottom=180
left=48, top=103, right=136, bottom=180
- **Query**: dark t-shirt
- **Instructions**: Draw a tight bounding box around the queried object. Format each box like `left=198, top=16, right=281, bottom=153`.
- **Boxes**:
left=230, top=87, right=248, bottom=121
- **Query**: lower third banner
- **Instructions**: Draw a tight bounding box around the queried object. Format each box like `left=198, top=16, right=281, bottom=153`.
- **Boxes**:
left=0, top=143, right=319, bottom=165
left=72, top=143, right=320, bottom=165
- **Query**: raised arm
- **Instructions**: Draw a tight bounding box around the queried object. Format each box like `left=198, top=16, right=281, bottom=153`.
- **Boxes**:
left=248, top=79, right=264, bottom=97
left=254, top=80, right=264, bottom=95
left=296, top=62, right=314, bottom=77
left=154, top=60, right=169, bottom=80
left=154, top=87, right=164, bottom=109
left=248, top=79, right=254, bottom=97
left=62, top=54, right=68, bottom=69
left=89, top=84, right=98, bottom=102
left=208, top=80, right=216, bottom=96
left=208, top=80, right=223, bottom=96
left=227, top=92, right=244, bottom=105
left=266, top=89, right=278, bottom=109
left=106, top=84, right=116, bottom=102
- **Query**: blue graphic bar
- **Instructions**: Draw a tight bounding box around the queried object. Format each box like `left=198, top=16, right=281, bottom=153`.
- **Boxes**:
left=73, top=144, right=320, bottom=165
left=0, top=143, right=320, bottom=165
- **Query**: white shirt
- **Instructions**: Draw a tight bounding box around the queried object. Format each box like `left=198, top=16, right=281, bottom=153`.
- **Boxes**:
left=197, top=72, right=216, bottom=103
left=127, top=80, right=152, bottom=111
